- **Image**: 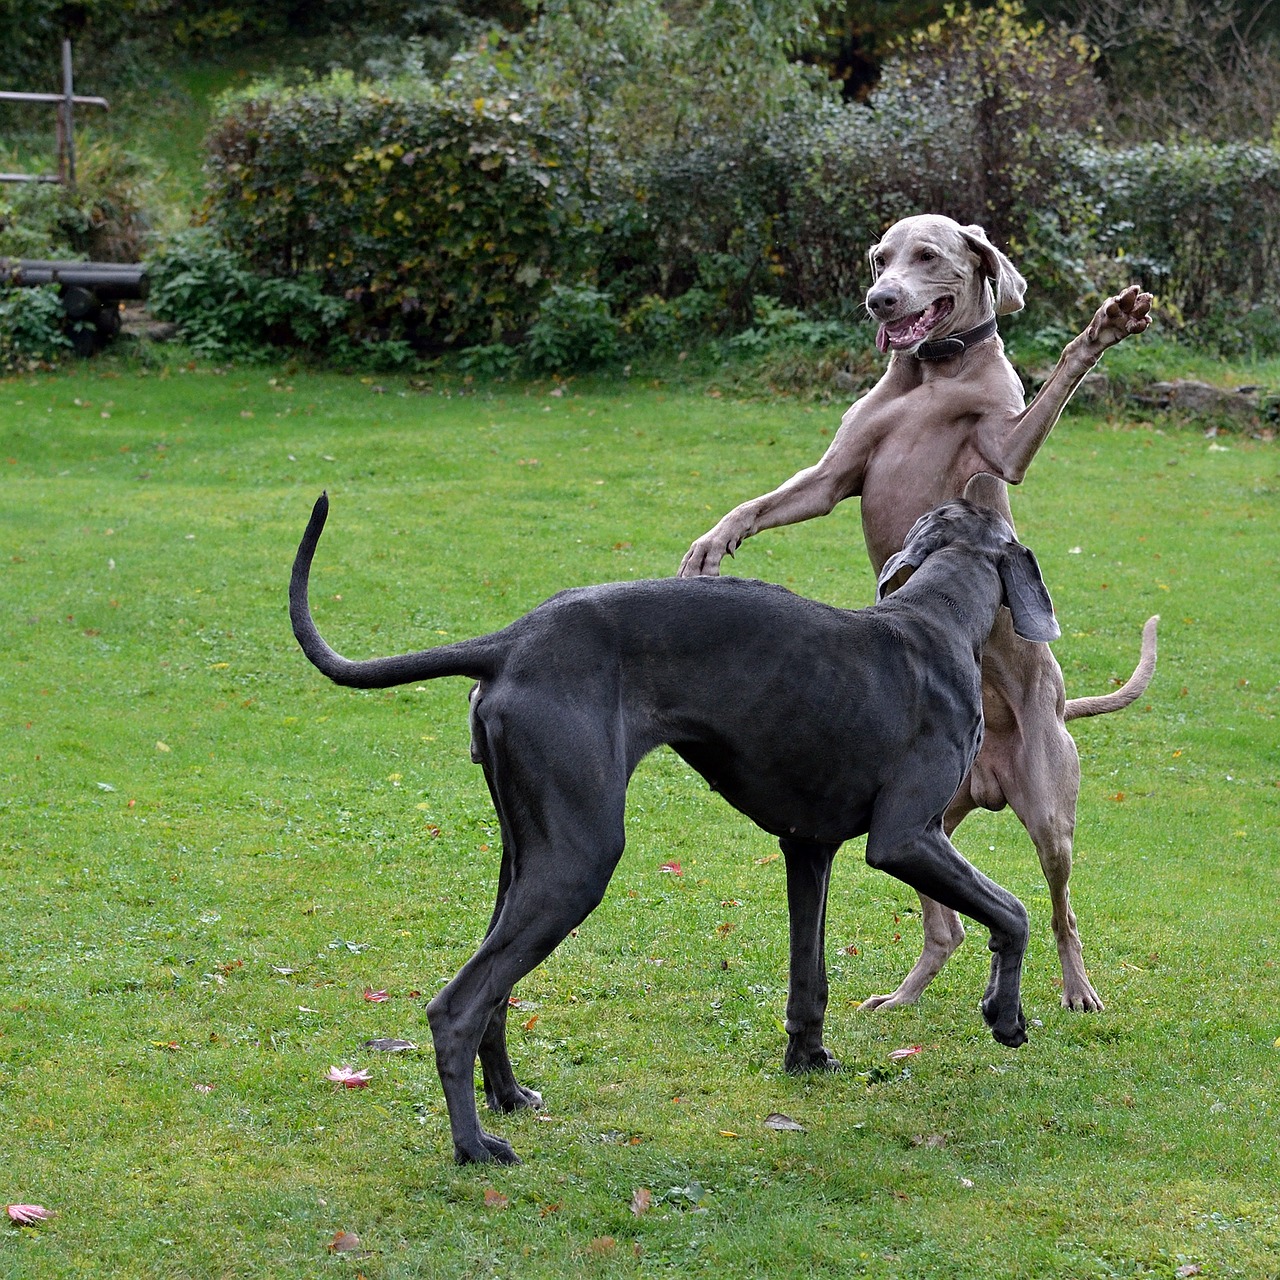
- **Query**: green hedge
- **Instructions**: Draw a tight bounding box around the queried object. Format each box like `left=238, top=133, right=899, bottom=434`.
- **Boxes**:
left=1079, top=141, right=1280, bottom=318
left=205, top=73, right=584, bottom=349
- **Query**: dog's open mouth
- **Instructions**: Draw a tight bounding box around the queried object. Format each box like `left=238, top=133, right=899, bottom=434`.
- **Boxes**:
left=876, top=297, right=954, bottom=353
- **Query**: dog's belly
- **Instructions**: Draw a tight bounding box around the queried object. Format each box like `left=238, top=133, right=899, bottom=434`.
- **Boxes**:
left=671, top=741, right=880, bottom=846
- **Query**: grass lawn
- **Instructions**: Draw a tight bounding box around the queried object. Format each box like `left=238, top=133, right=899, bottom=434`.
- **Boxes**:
left=1, top=360, right=1278, bottom=1278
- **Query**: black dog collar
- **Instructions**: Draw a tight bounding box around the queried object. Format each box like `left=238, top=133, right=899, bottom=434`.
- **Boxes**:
left=915, top=316, right=999, bottom=361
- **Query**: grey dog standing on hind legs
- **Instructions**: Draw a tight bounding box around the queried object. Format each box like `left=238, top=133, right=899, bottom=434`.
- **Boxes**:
left=293, top=495, right=1056, bottom=1164
left=681, top=213, right=1158, bottom=1015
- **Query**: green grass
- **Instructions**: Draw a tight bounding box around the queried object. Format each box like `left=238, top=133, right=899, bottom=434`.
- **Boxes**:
left=1, top=361, right=1278, bottom=1278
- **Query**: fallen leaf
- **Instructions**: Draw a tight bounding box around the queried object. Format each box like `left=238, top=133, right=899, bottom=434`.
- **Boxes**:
left=483, top=1188, right=509, bottom=1210
left=587, top=1237, right=616, bottom=1257
left=363, top=1038, right=417, bottom=1053
left=888, top=1044, right=924, bottom=1061
left=193, top=1082, right=215, bottom=1093
left=523, top=1014, right=539, bottom=1031
left=658, top=860, right=682, bottom=876
left=328, top=1230, right=362, bottom=1254
left=6, top=1204, right=55, bottom=1225
left=911, top=1133, right=946, bottom=1148
left=155, top=741, right=171, bottom=753
left=1176, top=1267, right=1202, bottom=1278
left=764, top=1112, right=805, bottom=1131
left=754, top=852, right=780, bottom=865
left=363, top=988, right=391, bottom=1003
left=326, top=1065, right=372, bottom=1088
left=959, top=1177, right=975, bottom=1188
left=719, top=1130, right=740, bottom=1138
left=630, top=1187, right=652, bottom=1217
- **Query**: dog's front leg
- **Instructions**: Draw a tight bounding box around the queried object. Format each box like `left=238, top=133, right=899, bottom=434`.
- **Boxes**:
left=990, top=285, right=1152, bottom=484
left=781, top=838, right=842, bottom=1072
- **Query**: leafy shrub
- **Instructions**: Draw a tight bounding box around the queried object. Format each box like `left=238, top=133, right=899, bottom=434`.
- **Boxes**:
left=148, top=230, right=378, bottom=362
left=1080, top=140, right=1280, bottom=323
left=524, top=284, right=620, bottom=371
left=621, top=288, right=717, bottom=352
left=0, top=139, right=154, bottom=263
left=0, top=284, right=70, bottom=371
left=204, top=72, right=583, bottom=350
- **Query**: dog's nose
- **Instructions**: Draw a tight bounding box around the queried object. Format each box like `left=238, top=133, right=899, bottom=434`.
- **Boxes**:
left=866, top=285, right=900, bottom=319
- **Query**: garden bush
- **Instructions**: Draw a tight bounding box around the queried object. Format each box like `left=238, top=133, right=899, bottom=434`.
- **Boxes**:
left=1079, top=139, right=1280, bottom=335
left=0, top=284, right=71, bottom=371
left=204, top=71, right=585, bottom=350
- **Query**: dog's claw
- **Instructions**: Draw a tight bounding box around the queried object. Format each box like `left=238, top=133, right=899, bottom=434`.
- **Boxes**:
left=784, top=1044, right=841, bottom=1074
left=485, top=1084, right=544, bottom=1114
left=455, top=1131, right=522, bottom=1165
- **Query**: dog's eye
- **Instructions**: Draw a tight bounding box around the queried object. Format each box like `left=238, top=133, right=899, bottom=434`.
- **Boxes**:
left=918, top=248, right=937, bottom=262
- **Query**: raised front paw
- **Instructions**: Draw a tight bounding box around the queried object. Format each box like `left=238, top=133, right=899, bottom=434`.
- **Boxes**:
left=1087, top=285, right=1153, bottom=349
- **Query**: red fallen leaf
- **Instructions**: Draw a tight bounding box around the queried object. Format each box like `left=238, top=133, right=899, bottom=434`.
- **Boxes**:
left=844, top=944, right=859, bottom=955
left=483, top=1188, right=509, bottom=1210
left=193, top=1082, right=215, bottom=1093
left=328, top=1230, right=361, bottom=1253
left=630, top=1187, right=652, bottom=1217
left=658, top=860, right=683, bottom=876
left=326, top=1065, right=372, bottom=1088
left=6, top=1204, right=55, bottom=1225
left=539, top=1202, right=562, bottom=1218
left=1111, top=792, right=1126, bottom=802
left=888, top=1044, right=924, bottom=1061
left=363, top=988, right=391, bottom=1003
left=523, top=1014, right=539, bottom=1031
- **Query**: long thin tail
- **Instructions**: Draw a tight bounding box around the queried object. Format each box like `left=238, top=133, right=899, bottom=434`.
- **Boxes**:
left=1064, top=615, right=1158, bottom=722
left=290, top=492, right=497, bottom=689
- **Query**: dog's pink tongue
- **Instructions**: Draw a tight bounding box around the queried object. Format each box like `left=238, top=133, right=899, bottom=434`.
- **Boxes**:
left=876, top=324, right=890, bottom=354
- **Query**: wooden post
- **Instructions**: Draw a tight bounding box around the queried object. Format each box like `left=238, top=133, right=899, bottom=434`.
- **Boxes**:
left=61, top=39, right=76, bottom=189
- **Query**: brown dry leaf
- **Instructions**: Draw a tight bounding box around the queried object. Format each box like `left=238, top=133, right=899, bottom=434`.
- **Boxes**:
left=523, top=1014, right=539, bottom=1031
left=630, top=1187, right=652, bottom=1217
left=483, top=1188, right=509, bottom=1210
left=587, top=1237, right=616, bottom=1257
left=328, top=1230, right=362, bottom=1254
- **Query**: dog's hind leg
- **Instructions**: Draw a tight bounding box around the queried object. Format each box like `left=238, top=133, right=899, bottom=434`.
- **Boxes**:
left=473, top=773, right=545, bottom=1114
left=428, top=709, right=631, bottom=1164
left=781, top=838, right=842, bottom=1072
left=1001, top=723, right=1100, bottom=1011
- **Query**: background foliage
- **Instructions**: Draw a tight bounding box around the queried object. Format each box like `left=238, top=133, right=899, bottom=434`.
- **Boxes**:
left=5, top=0, right=1280, bottom=367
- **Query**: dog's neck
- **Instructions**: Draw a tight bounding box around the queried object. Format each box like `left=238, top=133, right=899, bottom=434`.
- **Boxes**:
left=914, top=315, right=999, bottom=362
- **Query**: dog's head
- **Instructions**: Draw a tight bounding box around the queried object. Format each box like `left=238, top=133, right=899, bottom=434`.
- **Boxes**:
left=875, top=500, right=1059, bottom=643
left=865, top=215, right=1027, bottom=355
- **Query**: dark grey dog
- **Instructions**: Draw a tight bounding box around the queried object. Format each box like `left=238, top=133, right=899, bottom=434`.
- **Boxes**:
left=290, top=494, right=1058, bottom=1165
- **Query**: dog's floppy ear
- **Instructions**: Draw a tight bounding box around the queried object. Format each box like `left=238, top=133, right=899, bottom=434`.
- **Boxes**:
left=876, top=512, right=945, bottom=600
left=867, top=238, right=884, bottom=279
left=999, top=543, right=1060, bottom=642
left=960, top=224, right=1027, bottom=316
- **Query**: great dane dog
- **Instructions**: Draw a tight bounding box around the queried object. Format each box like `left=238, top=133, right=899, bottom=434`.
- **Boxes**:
left=682, top=214, right=1157, bottom=1015
left=293, top=493, right=1057, bottom=1164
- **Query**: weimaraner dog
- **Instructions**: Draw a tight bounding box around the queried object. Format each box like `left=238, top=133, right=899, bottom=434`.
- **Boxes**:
left=681, top=214, right=1157, bottom=1015
left=293, top=494, right=1056, bottom=1163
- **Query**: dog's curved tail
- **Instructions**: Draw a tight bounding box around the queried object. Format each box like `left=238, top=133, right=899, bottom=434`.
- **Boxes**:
left=1064, top=615, right=1158, bottom=722
left=290, top=492, right=498, bottom=689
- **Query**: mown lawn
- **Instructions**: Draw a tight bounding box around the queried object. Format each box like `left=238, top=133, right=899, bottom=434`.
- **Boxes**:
left=1, top=360, right=1277, bottom=1279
